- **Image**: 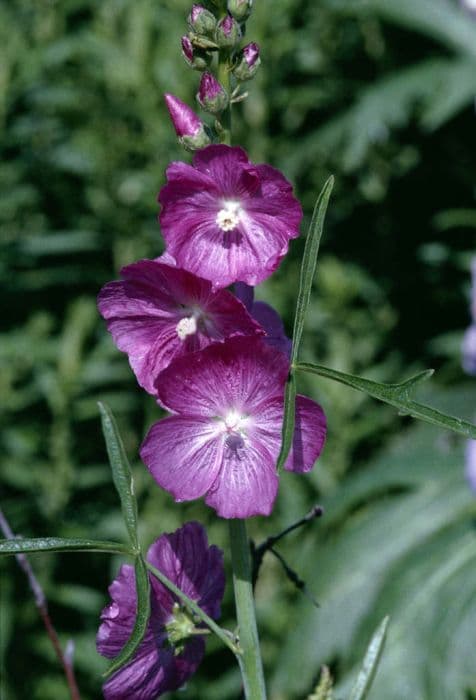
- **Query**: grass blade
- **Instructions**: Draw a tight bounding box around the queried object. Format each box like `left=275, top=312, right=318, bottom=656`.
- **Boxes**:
left=276, top=373, right=297, bottom=472
left=349, top=616, right=389, bottom=700
left=98, top=401, right=139, bottom=551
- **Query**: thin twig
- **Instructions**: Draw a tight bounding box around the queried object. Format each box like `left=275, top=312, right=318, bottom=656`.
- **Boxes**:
left=252, top=504, right=324, bottom=584
left=0, top=508, right=81, bottom=700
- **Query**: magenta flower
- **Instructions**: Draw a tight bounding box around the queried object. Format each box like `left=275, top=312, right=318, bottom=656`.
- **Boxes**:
left=234, top=42, right=261, bottom=81
left=164, top=94, right=210, bottom=150
left=159, top=145, right=303, bottom=288
left=97, top=522, right=225, bottom=699
left=466, top=439, right=476, bottom=494
left=234, top=282, right=291, bottom=356
left=97, top=259, right=263, bottom=395
left=196, top=72, right=228, bottom=114
left=140, top=337, right=326, bottom=518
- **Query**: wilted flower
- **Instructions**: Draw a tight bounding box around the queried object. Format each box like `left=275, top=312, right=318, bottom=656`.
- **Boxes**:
left=140, top=337, right=326, bottom=518
left=97, top=259, right=263, bottom=395
left=234, top=42, right=260, bottom=81
left=97, top=522, right=225, bottom=700
left=158, top=145, right=303, bottom=288
left=164, top=94, right=211, bottom=150
left=196, top=72, right=229, bottom=113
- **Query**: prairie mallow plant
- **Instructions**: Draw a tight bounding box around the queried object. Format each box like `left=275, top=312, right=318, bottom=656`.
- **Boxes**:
left=2, top=3, right=476, bottom=700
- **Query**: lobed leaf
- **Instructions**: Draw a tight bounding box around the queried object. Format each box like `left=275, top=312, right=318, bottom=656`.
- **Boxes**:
left=0, top=537, right=132, bottom=556
left=98, top=402, right=140, bottom=551
left=277, top=177, right=334, bottom=472
left=296, top=363, right=476, bottom=439
left=104, top=555, right=151, bottom=678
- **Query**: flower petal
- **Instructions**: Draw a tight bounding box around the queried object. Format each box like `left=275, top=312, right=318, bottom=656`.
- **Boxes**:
left=147, top=522, right=225, bottom=620
left=140, top=416, right=223, bottom=502
left=155, top=337, right=289, bottom=417
left=205, top=436, right=279, bottom=518
left=284, top=395, right=327, bottom=473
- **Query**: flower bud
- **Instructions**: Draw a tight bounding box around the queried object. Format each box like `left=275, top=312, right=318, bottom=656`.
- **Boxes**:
left=197, top=72, right=229, bottom=114
left=233, top=42, right=260, bottom=81
left=187, top=4, right=217, bottom=36
left=164, top=94, right=211, bottom=151
left=214, top=13, right=242, bottom=50
left=181, top=35, right=211, bottom=71
left=227, top=0, right=253, bottom=22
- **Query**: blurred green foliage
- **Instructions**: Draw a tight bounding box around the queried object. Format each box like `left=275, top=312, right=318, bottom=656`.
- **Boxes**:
left=1, top=0, right=475, bottom=698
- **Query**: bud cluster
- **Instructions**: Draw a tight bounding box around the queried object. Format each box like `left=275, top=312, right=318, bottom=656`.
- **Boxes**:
left=168, top=1, right=261, bottom=151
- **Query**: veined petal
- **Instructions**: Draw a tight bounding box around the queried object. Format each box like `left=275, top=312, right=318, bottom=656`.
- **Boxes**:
left=205, top=436, right=279, bottom=518
left=155, top=337, right=289, bottom=417
left=140, top=416, right=223, bottom=501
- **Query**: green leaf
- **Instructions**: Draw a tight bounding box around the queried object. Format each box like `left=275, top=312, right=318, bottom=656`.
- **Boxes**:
left=349, top=616, right=389, bottom=700
left=277, top=177, right=333, bottom=472
left=291, top=176, right=334, bottom=366
left=0, top=537, right=132, bottom=556
left=296, top=363, right=476, bottom=439
left=276, top=373, right=297, bottom=473
left=104, top=555, right=151, bottom=678
left=270, top=385, right=476, bottom=699
left=98, top=401, right=140, bottom=551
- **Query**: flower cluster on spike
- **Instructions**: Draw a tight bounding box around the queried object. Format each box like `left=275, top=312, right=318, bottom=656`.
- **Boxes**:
left=96, top=3, right=328, bottom=695
left=97, top=523, right=225, bottom=698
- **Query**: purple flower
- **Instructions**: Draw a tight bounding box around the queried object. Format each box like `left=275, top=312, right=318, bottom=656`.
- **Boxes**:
left=140, top=337, right=326, bottom=518
left=215, top=14, right=241, bottom=48
left=196, top=72, right=228, bottom=114
left=164, top=94, right=211, bottom=150
left=234, top=43, right=261, bottom=81
left=158, top=145, right=303, bottom=288
left=461, top=0, right=476, bottom=17
left=97, top=259, right=263, bottom=395
left=234, top=282, right=291, bottom=356
left=188, top=4, right=216, bottom=35
left=462, top=260, right=476, bottom=376
left=466, top=439, right=476, bottom=493
left=181, top=36, right=210, bottom=71
left=97, top=522, right=225, bottom=699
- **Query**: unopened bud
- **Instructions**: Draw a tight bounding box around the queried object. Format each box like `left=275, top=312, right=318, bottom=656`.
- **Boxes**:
left=197, top=72, right=229, bottom=114
left=227, top=0, right=253, bottom=22
left=164, top=94, right=211, bottom=151
left=214, top=13, right=242, bottom=50
left=233, top=42, right=260, bottom=81
left=187, top=4, right=217, bottom=36
left=181, top=35, right=211, bottom=71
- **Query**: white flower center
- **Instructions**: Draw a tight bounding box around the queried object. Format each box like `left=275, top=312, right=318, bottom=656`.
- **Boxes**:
left=216, top=200, right=242, bottom=232
left=176, top=315, right=198, bottom=340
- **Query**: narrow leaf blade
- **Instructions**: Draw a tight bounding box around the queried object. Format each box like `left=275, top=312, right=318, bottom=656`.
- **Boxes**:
left=104, top=555, right=151, bottom=677
left=349, top=616, right=389, bottom=700
left=291, top=176, right=334, bottom=365
left=276, top=373, right=297, bottom=472
left=296, top=363, right=476, bottom=439
left=0, top=537, right=132, bottom=556
left=98, top=402, right=139, bottom=550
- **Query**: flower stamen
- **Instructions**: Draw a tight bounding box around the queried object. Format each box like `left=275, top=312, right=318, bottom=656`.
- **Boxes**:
left=216, top=201, right=242, bottom=232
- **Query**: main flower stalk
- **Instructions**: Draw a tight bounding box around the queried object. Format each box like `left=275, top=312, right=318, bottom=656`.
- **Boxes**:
left=216, top=38, right=267, bottom=700
left=229, top=519, right=267, bottom=700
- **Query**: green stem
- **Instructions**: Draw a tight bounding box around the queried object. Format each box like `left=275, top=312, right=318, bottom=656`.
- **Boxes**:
left=229, top=520, right=267, bottom=700
left=217, top=49, right=232, bottom=145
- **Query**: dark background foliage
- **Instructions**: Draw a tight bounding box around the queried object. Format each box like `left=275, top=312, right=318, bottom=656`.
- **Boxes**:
left=1, top=1, right=475, bottom=698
